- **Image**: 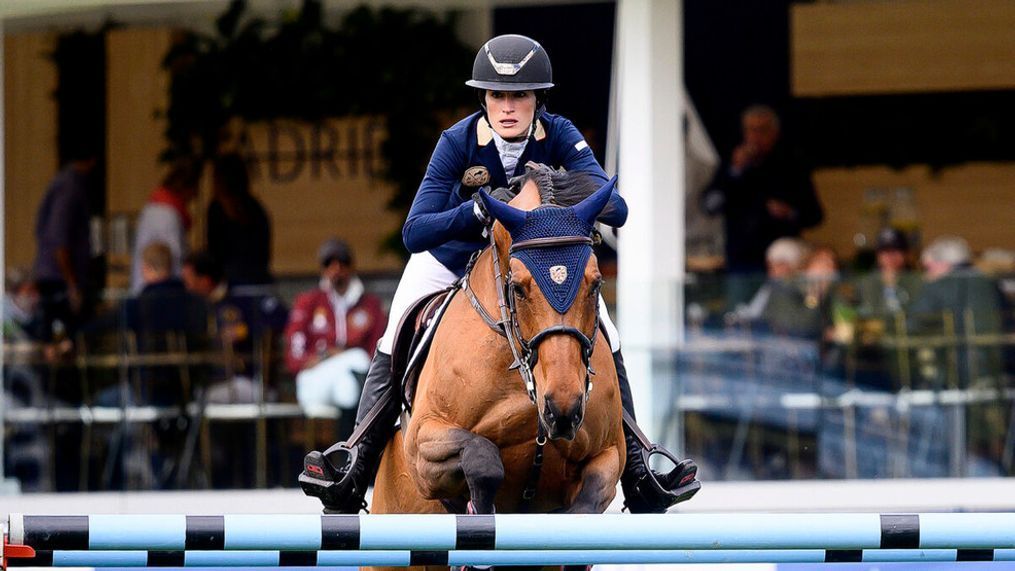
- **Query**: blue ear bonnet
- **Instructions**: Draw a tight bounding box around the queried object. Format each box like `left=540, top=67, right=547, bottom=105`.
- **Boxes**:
left=510, top=207, right=595, bottom=314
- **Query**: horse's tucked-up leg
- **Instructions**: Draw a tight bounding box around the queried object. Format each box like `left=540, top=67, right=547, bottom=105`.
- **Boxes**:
left=413, top=422, right=505, bottom=514
left=564, top=445, right=623, bottom=513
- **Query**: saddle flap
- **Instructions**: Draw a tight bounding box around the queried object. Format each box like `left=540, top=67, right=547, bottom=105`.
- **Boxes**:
left=390, top=287, right=457, bottom=413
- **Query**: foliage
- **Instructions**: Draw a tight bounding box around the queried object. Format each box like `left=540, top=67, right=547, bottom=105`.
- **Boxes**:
left=162, top=0, right=475, bottom=251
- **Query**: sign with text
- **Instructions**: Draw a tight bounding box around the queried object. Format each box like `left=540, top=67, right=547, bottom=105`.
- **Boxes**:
left=234, top=117, right=404, bottom=275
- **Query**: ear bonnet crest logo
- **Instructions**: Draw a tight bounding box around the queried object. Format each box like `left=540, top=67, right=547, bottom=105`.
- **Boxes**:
left=549, top=265, right=568, bottom=285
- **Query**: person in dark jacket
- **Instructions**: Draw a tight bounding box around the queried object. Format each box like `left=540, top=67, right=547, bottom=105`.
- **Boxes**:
left=909, top=235, right=1004, bottom=380
left=703, top=105, right=824, bottom=305
left=207, top=153, right=273, bottom=286
left=303, top=34, right=697, bottom=515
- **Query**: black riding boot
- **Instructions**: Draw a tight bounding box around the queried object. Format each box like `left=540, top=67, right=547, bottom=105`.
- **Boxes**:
left=300, top=350, right=399, bottom=513
left=614, top=350, right=701, bottom=513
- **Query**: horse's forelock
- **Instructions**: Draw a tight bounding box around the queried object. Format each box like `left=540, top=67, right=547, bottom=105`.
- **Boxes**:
left=513, top=165, right=599, bottom=209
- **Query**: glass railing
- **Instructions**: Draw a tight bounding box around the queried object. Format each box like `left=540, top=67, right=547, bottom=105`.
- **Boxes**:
left=666, top=269, right=1014, bottom=482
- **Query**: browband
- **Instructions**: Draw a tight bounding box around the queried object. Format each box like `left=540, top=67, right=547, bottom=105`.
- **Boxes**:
left=509, top=235, right=593, bottom=254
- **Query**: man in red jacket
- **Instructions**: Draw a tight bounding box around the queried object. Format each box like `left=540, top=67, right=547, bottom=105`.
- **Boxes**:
left=285, top=238, right=386, bottom=438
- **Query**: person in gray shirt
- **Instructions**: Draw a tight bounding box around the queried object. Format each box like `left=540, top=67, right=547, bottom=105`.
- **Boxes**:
left=32, top=153, right=97, bottom=338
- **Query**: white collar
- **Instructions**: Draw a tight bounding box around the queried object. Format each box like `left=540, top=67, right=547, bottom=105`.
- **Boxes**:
left=320, top=276, right=364, bottom=307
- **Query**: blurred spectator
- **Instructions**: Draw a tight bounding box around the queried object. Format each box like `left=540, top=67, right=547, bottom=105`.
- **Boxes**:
left=207, top=154, right=273, bottom=286
left=910, top=236, right=1004, bottom=339
left=32, top=152, right=99, bottom=338
left=182, top=251, right=287, bottom=403
left=182, top=251, right=285, bottom=489
left=130, top=158, right=202, bottom=294
left=91, top=242, right=210, bottom=489
left=737, top=237, right=809, bottom=325
left=906, top=236, right=1005, bottom=477
left=848, top=229, right=924, bottom=392
left=856, top=228, right=922, bottom=320
left=3, top=267, right=48, bottom=491
left=4, top=267, right=42, bottom=341
left=765, top=243, right=837, bottom=340
left=802, top=246, right=840, bottom=313
left=285, top=238, right=385, bottom=438
left=94, top=242, right=209, bottom=400
left=703, top=105, right=823, bottom=305
left=131, top=242, right=209, bottom=342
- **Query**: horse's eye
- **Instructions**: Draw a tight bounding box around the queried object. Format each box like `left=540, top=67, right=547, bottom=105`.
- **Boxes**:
left=589, top=279, right=603, bottom=297
left=513, top=285, right=527, bottom=300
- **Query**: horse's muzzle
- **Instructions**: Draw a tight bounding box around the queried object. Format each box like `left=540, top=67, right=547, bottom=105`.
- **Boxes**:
left=542, top=396, right=585, bottom=441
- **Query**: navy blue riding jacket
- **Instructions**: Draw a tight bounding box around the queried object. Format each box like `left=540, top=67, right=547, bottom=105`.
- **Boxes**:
left=402, top=111, right=628, bottom=277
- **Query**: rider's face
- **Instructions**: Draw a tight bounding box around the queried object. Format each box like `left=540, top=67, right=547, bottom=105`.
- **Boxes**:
left=485, top=90, right=537, bottom=140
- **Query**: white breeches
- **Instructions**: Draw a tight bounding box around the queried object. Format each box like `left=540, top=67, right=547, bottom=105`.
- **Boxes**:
left=378, top=251, right=621, bottom=355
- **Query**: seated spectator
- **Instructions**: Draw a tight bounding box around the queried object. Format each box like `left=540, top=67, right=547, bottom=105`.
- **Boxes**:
left=3, top=267, right=48, bottom=491
left=4, top=267, right=42, bottom=341
left=906, top=236, right=1005, bottom=477
left=91, top=242, right=209, bottom=489
left=851, top=228, right=923, bottom=390
left=182, top=251, right=286, bottom=489
left=765, top=243, right=839, bottom=341
left=284, top=238, right=386, bottom=438
left=855, top=228, right=922, bottom=321
left=736, top=237, right=808, bottom=328
left=182, top=251, right=287, bottom=404
left=910, top=236, right=1004, bottom=339
left=91, top=242, right=210, bottom=406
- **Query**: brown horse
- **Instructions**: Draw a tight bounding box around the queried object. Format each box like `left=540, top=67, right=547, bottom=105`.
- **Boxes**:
left=371, top=173, right=625, bottom=537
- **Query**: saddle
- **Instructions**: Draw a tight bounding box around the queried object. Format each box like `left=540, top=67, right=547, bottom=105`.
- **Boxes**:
left=389, top=286, right=459, bottom=414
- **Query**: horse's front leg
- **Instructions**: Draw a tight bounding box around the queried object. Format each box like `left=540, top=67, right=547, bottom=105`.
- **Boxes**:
left=564, top=445, right=623, bottom=513
left=410, top=419, right=505, bottom=514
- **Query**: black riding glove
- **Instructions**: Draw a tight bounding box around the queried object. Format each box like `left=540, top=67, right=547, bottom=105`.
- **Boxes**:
left=471, top=185, right=516, bottom=226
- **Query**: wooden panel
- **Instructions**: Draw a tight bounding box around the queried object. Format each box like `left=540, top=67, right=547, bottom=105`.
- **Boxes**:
left=804, top=162, right=1015, bottom=258
left=106, top=27, right=172, bottom=216
left=4, top=32, right=59, bottom=270
left=792, top=0, right=1015, bottom=96
left=105, top=27, right=175, bottom=288
left=235, top=118, right=404, bottom=275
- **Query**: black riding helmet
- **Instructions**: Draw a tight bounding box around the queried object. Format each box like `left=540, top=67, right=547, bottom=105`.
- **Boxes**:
left=467, top=35, right=553, bottom=126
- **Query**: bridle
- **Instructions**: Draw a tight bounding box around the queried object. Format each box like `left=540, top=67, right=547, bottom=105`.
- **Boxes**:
left=458, top=213, right=604, bottom=509
left=463, top=228, right=601, bottom=408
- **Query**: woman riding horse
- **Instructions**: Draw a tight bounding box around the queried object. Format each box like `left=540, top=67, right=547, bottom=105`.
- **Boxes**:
left=301, top=34, right=699, bottom=514
left=374, top=169, right=626, bottom=517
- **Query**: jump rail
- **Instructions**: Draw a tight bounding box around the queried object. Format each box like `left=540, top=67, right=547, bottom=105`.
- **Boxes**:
left=6, top=513, right=1015, bottom=568
left=6, top=513, right=1015, bottom=552
left=6, top=548, right=1015, bottom=567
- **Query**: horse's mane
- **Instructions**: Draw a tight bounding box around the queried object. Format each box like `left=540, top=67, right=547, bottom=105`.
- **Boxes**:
left=507, top=164, right=601, bottom=208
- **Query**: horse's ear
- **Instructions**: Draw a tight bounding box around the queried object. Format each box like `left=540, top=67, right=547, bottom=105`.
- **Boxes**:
left=478, top=188, right=526, bottom=234
left=573, top=175, right=617, bottom=227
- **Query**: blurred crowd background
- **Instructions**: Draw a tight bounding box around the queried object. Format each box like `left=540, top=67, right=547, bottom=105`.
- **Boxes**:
left=3, top=0, right=1014, bottom=492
